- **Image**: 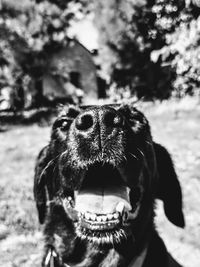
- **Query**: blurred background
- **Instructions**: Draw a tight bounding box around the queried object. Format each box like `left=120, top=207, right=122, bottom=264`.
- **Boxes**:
left=0, top=0, right=200, bottom=266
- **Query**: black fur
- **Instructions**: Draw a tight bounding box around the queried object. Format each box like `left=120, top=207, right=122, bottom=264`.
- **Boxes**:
left=34, top=104, right=184, bottom=267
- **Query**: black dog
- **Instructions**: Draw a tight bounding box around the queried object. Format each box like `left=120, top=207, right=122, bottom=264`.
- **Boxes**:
left=34, top=104, right=185, bottom=267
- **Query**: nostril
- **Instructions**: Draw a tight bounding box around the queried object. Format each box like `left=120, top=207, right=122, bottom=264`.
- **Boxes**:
left=104, top=111, right=123, bottom=127
left=75, top=114, right=93, bottom=131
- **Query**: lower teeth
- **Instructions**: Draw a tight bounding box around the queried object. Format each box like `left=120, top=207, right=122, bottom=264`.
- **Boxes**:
left=79, top=217, right=120, bottom=231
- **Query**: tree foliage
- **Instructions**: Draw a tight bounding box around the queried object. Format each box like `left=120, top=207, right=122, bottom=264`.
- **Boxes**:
left=1, top=0, right=200, bottom=108
left=94, top=0, right=200, bottom=99
left=159, top=17, right=200, bottom=97
left=0, top=0, right=85, bottom=109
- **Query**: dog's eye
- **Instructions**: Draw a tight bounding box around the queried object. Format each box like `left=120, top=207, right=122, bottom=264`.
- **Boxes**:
left=60, top=120, right=70, bottom=131
left=54, top=118, right=72, bottom=131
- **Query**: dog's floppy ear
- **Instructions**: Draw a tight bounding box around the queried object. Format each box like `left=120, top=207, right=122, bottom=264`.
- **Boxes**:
left=34, top=145, right=54, bottom=224
left=154, top=142, right=185, bottom=228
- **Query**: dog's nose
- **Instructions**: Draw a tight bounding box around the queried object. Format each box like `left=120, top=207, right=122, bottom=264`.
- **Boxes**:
left=73, top=107, right=124, bottom=157
left=75, top=107, right=123, bottom=134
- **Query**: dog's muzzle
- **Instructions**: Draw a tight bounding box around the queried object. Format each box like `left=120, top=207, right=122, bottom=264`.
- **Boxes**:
left=62, top=107, right=143, bottom=245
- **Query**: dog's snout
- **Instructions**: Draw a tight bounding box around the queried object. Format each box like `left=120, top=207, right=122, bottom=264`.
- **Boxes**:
left=72, top=107, right=124, bottom=157
left=75, top=113, right=94, bottom=131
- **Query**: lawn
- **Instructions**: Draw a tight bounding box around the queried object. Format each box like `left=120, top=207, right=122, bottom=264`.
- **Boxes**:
left=0, top=97, right=200, bottom=267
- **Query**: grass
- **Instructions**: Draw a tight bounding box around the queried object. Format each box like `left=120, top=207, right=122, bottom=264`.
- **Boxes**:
left=141, top=97, right=200, bottom=267
left=0, top=125, right=49, bottom=267
left=0, top=97, right=200, bottom=267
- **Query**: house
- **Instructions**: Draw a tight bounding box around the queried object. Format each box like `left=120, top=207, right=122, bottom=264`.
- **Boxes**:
left=41, top=39, right=98, bottom=103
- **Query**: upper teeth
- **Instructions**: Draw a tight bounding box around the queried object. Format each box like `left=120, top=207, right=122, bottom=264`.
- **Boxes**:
left=80, top=212, right=120, bottom=222
left=85, top=212, right=91, bottom=220
left=116, top=202, right=125, bottom=213
left=107, top=214, right=114, bottom=220
left=101, top=215, right=107, bottom=222
left=90, top=214, right=97, bottom=221
left=113, top=213, right=119, bottom=219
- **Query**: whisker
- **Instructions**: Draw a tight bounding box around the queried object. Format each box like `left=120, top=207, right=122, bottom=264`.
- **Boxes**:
left=123, top=155, right=127, bottom=162
left=145, top=140, right=151, bottom=146
left=129, top=152, right=139, bottom=161
left=136, top=148, right=145, bottom=158
left=39, top=160, right=54, bottom=181
left=46, top=199, right=57, bottom=206
left=39, top=154, right=60, bottom=181
left=60, top=150, right=68, bottom=159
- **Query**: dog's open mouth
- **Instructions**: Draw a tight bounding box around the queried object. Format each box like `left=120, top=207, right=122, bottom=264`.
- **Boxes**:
left=63, top=163, right=142, bottom=244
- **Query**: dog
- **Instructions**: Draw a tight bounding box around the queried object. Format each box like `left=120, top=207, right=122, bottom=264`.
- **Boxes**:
left=34, top=104, right=185, bottom=267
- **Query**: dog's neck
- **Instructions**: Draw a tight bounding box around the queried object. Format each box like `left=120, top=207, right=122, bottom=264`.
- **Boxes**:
left=44, top=245, right=148, bottom=267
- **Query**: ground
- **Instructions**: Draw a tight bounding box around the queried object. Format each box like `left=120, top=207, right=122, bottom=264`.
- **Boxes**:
left=0, top=97, right=200, bottom=267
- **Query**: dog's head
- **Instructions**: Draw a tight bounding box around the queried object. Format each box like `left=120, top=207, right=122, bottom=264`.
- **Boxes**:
left=34, top=104, right=184, bottom=247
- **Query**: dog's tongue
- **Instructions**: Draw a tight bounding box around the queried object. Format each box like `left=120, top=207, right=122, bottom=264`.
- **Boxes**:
left=75, top=186, right=131, bottom=214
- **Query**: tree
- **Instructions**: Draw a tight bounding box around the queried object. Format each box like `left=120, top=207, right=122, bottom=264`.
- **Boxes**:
left=93, top=0, right=200, bottom=99
left=0, top=0, right=85, bottom=109
left=157, top=11, right=200, bottom=97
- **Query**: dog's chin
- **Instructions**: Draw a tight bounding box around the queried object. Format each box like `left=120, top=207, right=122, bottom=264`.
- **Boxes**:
left=63, top=163, right=142, bottom=246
